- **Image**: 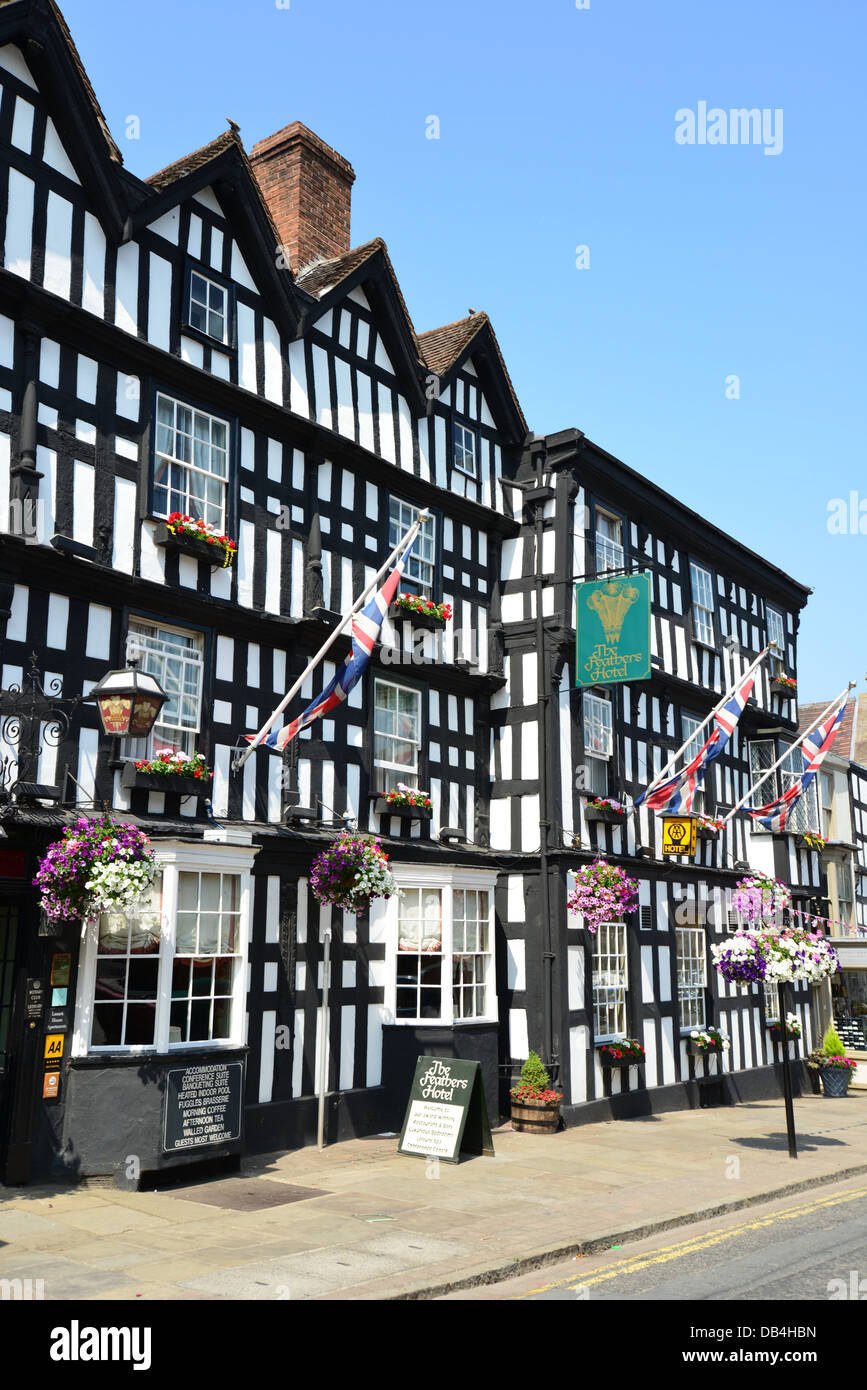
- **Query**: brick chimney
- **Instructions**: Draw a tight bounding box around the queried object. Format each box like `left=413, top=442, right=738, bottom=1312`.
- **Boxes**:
left=250, top=122, right=355, bottom=274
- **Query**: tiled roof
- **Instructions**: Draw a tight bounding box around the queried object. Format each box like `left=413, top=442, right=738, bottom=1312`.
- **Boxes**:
left=1, top=0, right=123, bottom=162
left=146, top=129, right=240, bottom=191
left=798, top=698, right=857, bottom=761
left=417, top=315, right=486, bottom=375
left=295, top=238, right=385, bottom=296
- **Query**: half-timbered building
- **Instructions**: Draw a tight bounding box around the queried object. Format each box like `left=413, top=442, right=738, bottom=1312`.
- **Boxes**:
left=0, top=0, right=524, bottom=1184
left=493, top=427, right=822, bottom=1120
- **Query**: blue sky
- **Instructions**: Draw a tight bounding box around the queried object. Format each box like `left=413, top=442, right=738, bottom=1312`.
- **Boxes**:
left=62, top=0, right=866, bottom=704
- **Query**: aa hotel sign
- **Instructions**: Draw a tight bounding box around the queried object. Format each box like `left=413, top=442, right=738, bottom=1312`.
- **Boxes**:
left=575, top=574, right=652, bottom=688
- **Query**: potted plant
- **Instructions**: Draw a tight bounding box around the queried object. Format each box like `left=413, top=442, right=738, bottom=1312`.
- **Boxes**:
left=686, top=1027, right=731, bottom=1057
left=598, top=1038, right=645, bottom=1066
left=121, top=749, right=213, bottom=798
left=583, top=797, right=627, bottom=823
left=392, top=593, right=452, bottom=630
left=309, top=835, right=400, bottom=915
left=817, top=1023, right=857, bottom=1097
left=373, top=783, right=433, bottom=818
left=510, top=1051, right=562, bottom=1134
left=771, top=673, right=797, bottom=697
left=567, top=860, right=639, bottom=934
left=33, top=815, right=155, bottom=924
left=154, top=512, right=237, bottom=568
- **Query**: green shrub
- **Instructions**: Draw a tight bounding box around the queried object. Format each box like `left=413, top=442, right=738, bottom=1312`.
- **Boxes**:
left=520, top=1050, right=550, bottom=1090
left=823, top=1023, right=846, bottom=1057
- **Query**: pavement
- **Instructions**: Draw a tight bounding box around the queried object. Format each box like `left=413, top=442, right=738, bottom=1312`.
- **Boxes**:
left=3, top=1092, right=867, bottom=1301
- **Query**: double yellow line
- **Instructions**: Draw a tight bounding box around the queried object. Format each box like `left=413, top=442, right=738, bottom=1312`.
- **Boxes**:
left=513, top=1183, right=867, bottom=1298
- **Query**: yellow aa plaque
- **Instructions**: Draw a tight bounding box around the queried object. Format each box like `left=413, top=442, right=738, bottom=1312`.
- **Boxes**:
left=661, top=816, right=697, bottom=858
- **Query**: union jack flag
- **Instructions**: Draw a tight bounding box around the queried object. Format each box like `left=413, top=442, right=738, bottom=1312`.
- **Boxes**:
left=247, top=533, right=418, bottom=753
left=634, top=671, right=756, bottom=815
left=747, top=693, right=848, bottom=832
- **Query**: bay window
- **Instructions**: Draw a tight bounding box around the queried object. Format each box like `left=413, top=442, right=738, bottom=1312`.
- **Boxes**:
left=384, top=869, right=496, bottom=1026
left=593, top=921, right=628, bottom=1039
left=73, top=844, right=254, bottom=1056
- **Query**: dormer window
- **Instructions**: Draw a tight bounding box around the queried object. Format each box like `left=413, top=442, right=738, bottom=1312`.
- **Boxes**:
left=188, top=270, right=228, bottom=344
left=453, top=422, right=478, bottom=478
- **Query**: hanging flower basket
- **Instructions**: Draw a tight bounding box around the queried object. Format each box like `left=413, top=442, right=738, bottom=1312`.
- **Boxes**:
left=33, top=815, right=155, bottom=924
left=309, top=835, right=400, bottom=915
left=731, top=873, right=792, bottom=928
left=711, top=926, right=840, bottom=987
left=567, top=860, right=639, bottom=934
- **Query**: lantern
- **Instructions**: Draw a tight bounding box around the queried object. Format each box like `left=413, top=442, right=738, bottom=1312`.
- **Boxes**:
left=88, top=662, right=167, bottom=738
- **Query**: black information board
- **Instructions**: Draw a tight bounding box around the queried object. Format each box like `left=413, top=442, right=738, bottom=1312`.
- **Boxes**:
left=25, top=980, right=45, bottom=1020
left=163, top=1061, right=243, bottom=1153
left=398, top=1056, right=494, bottom=1164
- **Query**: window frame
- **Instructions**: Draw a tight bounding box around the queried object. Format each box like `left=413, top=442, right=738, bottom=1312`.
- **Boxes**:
left=372, top=676, right=424, bottom=795
left=766, top=605, right=787, bottom=672
left=181, top=260, right=237, bottom=353
left=689, top=560, right=717, bottom=650
left=452, top=420, right=479, bottom=479
left=123, top=615, right=208, bottom=761
left=592, top=920, right=629, bottom=1042
left=680, top=711, right=708, bottom=814
left=71, top=843, right=256, bottom=1058
left=593, top=504, right=626, bottom=578
left=387, top=495, right=438, bottom=598
left=147, top=384, right=238, bottom=538
left=381, top=866, right=498, bottom=1027
left=676, top=925, right=707, bottom=1032
left=583, top=691, right=613, bottom=797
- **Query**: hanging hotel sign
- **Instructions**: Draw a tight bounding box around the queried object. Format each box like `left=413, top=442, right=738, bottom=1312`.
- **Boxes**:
left=398, top=1057, right=494, bottom=1163
left=661, top=816, right=697, bottom=858
left=575, top=573, right=652, bottom=688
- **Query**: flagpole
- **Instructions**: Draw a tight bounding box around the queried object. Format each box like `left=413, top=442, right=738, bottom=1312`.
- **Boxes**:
left=721, top=681, right=855, bottom=826
left=629, top=645, right=771, bottom=816
left=232, top=513, right=429, bottom=771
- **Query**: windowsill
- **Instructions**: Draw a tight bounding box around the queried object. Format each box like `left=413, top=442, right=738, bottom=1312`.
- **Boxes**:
left=386, top=1017, right=498, bottom=1029
left=180, top=322, right=236, bottom=356
left=691, top=639, right=717, bottom=654
left=71, top=1042, right=249, bottom=1066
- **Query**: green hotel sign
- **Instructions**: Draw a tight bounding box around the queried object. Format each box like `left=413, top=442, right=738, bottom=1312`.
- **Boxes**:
left=575, top=573, right=652, bottom=687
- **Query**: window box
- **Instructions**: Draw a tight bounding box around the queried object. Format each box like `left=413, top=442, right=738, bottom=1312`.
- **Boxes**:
left=770, top=678, right=796, bottom=697
left=153, top=521, right=236, bottom=568
left=372, top=794, right=432, bottom=820
left=597, top=1041, right=644, bottom=1067
left=121, top=762, right=210, bottom=799
left=696, top=817, right=724, bottom=840
left=686, top=1039, right=721, bottom=1057
left=390, top=602, right=448, bottom=632
left=584, top=799, right=626, bottom=823
left=796, top=832, right=826, bottom=853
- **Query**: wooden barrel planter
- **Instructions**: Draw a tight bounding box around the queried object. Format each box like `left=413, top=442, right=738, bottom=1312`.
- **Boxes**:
left=510, top=1095, right=561, bottom=1134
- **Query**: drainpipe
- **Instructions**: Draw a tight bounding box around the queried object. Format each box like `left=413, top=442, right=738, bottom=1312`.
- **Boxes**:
left=316, top=924, right=332, bottom=1149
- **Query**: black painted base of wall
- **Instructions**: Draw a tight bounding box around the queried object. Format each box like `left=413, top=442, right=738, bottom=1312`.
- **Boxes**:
left=560, top=1062, right=809, bottom=1127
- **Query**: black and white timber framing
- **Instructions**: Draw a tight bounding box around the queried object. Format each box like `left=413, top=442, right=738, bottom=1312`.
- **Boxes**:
left=0, top=0, right=838, bottom=1184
